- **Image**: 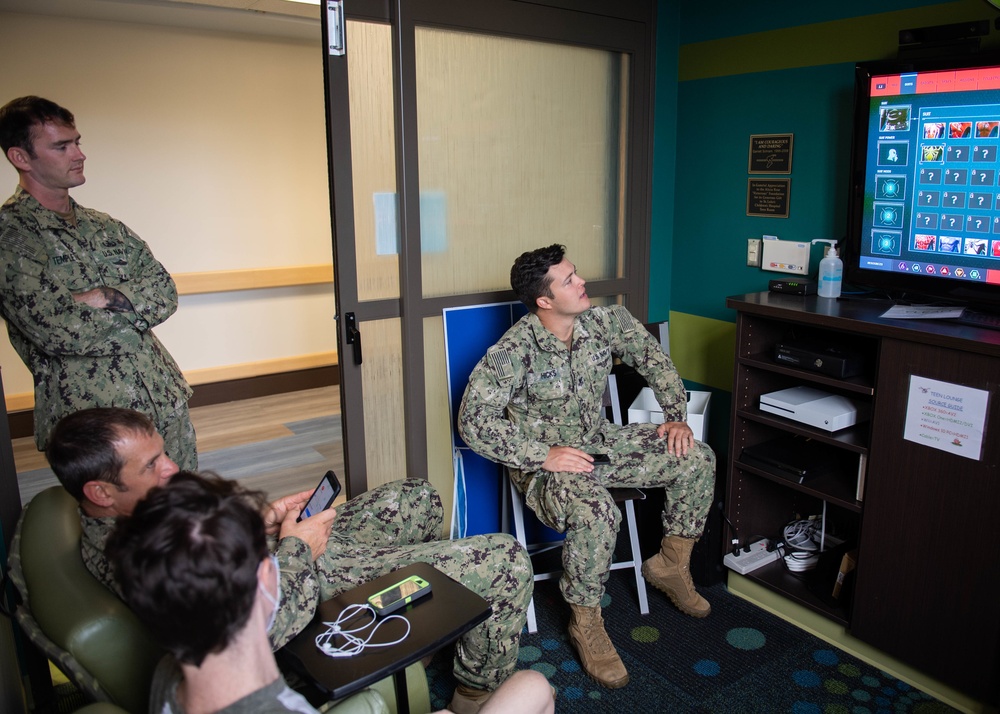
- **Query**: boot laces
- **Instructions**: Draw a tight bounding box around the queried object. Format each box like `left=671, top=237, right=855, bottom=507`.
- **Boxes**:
left=577, top=612, right=614, bottom=655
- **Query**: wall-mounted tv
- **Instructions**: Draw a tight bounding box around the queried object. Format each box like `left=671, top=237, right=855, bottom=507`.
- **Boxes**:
left=843, top=52, right=1000, bottom=314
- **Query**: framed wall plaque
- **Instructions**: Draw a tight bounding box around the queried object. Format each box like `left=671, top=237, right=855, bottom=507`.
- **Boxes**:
left=747, top=178, right=790, bottom=218
left=748, top=133, right=793, bottom=174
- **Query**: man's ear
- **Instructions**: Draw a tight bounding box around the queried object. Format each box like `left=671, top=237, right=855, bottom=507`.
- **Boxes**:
left=535, top=295, right=551, bottom=311
left=82, top=480, right=115, bottom=508
left=6, top=146, right=31, bottom=172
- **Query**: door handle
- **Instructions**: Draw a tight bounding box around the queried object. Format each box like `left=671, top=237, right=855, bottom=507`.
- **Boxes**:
left=345, top=312, right=363, bottom=365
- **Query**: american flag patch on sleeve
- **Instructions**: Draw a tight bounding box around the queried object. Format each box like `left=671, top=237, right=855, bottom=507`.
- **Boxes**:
left=609, top=305, right=636, bottom=333
left=0, top=227, right=39, bottom=258
left=486, top=347, right=514, bottom=380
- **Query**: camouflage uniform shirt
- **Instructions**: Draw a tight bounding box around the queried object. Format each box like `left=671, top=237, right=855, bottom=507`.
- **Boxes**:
left=0, top=187, right=192, bottom=451
left=458, top=305, right=716, bottom=606
left=458, top=305, right=688, bottom=469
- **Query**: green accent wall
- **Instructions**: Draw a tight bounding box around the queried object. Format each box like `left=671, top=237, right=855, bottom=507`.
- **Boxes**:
left=680, top=0, right=949, bottom=44
left=680, top=0, right=995, bottom=80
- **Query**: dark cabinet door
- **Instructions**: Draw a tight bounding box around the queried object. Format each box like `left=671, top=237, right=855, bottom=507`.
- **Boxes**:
left=852, top=338, right=1000, bottom=704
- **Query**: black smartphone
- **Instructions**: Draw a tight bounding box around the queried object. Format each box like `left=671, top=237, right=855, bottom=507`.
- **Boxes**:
left=297, top=470, right=342, bottom=522
left=590, top=453, right=611, bottom=465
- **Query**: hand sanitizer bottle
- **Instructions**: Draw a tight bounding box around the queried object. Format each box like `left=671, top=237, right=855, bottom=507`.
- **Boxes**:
left=811, top=239, right=842, bottom=298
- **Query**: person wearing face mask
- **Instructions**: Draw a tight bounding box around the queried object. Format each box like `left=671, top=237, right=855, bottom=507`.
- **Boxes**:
left=106, top=471, right=317, bottom=713
left=46, top=407, right=536, bottom=714
left=106, top=471, right=556, bottom=714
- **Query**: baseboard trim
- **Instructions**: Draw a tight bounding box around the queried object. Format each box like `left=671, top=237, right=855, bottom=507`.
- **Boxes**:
left=6, top=366, right=340, bottom=441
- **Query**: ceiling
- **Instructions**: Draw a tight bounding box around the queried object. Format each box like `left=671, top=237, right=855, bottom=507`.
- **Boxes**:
left=0, top=0, right=322, bottom=41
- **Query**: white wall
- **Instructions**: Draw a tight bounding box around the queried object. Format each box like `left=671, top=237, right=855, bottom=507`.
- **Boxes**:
left=0, top=10, right=336, bottom=404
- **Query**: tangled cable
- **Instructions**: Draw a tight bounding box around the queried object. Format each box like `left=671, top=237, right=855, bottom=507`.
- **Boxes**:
left=315, top=603, right=411, bottom=658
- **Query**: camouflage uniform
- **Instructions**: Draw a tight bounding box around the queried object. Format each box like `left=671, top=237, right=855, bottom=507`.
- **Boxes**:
left=0, top=187, right=195, bottom=470
left=458, top=305, right=716, bottom=608
left=81, top=479, right=531, bottom=692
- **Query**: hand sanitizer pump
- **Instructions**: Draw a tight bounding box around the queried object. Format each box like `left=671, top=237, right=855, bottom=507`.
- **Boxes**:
left=811, top=239, right=842, bottom=298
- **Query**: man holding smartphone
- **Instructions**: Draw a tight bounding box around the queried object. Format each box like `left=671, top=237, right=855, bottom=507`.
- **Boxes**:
left=43, top=407, right=533, bottom=714
left=107, top=471, right=554, bottom=714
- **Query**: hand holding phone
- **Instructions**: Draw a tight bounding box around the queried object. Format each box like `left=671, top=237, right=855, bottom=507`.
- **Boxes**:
left=297, top=470, right=342, bottom=522
left=367, top=574, right=432, bottom=615
left=589, top=453, right=611, bottom=465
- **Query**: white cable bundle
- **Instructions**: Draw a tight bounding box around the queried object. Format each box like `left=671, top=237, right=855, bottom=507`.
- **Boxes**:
left=315, top=603, right=411, bottom=658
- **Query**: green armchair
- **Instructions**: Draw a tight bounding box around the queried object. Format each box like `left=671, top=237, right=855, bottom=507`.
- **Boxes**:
left=9, top=486, right=162, bottom=714
left=9, top=486, right=430, bottom=714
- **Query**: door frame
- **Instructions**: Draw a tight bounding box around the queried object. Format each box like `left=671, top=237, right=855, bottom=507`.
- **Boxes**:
left=322, top=0, right=657, bottom=496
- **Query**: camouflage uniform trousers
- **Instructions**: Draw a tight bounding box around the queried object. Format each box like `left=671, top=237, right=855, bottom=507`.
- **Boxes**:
left=314, top=479, right=532, bottom=692
left=512, top=422, right=716, bottom=608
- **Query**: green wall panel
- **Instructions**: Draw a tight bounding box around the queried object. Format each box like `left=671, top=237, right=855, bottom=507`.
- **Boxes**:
left=680, top=0, right=999, bottom=81
left=679, top=0, right=948, bottom=44
left=668, top=311, right=735, bottom=391
left=649, top=0, right=681, bottom=323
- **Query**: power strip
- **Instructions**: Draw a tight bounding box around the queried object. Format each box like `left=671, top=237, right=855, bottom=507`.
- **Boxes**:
left=723, top=539, right=782, bottom=575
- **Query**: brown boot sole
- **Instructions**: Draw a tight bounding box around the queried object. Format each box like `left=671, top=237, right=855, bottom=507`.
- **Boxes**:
left=567, top=636, right=630, bottom=689
left=577, top=664, right=630, bottom=690
left=642, top=563, right=712, bottom=619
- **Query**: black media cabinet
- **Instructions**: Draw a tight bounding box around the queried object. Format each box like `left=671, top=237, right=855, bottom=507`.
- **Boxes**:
left=726, top=291, right=999, bottom=705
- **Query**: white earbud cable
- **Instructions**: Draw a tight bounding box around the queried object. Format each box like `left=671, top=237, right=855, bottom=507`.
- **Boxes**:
left=315, top=603, right=411, bottom=658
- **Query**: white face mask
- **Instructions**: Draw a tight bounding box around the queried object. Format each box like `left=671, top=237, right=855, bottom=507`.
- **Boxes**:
left=258, top=554, right=281, bottom=633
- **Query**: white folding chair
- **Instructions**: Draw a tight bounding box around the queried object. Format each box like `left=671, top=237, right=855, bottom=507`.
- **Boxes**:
left=502, top=472, right=649, bottom=634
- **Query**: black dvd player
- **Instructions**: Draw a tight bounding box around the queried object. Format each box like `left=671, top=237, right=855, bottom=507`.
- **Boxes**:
left=773, top=340, right=863, bottom=378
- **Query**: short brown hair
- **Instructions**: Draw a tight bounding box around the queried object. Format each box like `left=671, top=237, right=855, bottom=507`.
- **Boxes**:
left=46, top=408, right=157, bottom=502
left=0, top=96, right=76, bottom=158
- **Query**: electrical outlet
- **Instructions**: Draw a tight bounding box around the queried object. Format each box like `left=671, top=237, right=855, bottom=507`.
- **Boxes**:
left=747, top=238, right=761, bottom=267
left=723, top=539, right=781, bottom=575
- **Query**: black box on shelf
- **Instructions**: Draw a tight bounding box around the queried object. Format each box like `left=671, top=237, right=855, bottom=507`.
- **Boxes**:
left=773, top=340, right=864, bottom=379
left=740, top=434, right=852, bottom=484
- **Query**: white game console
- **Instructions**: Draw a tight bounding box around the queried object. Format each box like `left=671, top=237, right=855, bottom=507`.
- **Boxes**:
left=759, top=386, right=863, bottom=432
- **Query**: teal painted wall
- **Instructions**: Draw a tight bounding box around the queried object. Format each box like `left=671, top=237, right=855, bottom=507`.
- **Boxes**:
left=673, top=62, right=854, bottom=321
left=648, top=1, right=680, bottom=324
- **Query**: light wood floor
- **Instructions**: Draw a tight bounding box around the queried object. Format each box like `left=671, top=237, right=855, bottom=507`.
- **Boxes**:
left=13, top=386, right=345, bottom=506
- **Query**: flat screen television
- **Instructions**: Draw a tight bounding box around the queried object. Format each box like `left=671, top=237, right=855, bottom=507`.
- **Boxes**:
left=843, top=52, right=1000, bottom=315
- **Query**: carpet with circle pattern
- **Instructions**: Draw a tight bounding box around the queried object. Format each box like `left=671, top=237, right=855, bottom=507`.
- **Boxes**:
left=425, top=575, right=958, bottom=713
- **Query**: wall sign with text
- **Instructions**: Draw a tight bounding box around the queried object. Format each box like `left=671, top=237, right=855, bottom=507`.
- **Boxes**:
left=903, top=375, right=988, bottom=461
left=748, top=133, right=793, bottom=174
left=746, top=178, right=790, bottom=218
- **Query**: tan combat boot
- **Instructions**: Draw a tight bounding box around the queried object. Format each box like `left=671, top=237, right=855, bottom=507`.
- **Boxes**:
left=448, top=684, right=492, bottom=714
left=567, top=603, right=629, bottom=689
left=642, top=535, right=711, bottom=618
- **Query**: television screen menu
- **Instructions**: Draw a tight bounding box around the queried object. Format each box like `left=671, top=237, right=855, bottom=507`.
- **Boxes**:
left=861, top=67, right=1000, bottom=286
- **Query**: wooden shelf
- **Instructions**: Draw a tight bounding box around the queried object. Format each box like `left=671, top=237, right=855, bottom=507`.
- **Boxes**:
left=739, top=558, right=851, bottom=626
left=739, top=354, right=875, bottom=395
left=726, top=292, right=1000, bottom=705
left=733, top=461, right=862, bottom=513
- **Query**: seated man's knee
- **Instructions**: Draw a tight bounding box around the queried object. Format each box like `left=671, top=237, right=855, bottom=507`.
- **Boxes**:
left=558, top=478, right=620, bottom=532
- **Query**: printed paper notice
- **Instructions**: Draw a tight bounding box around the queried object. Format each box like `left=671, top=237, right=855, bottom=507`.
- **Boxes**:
left=904, top=376, right=988, bottom=460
